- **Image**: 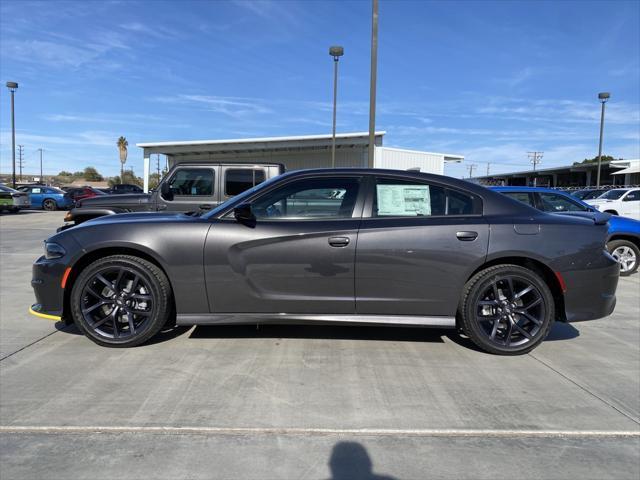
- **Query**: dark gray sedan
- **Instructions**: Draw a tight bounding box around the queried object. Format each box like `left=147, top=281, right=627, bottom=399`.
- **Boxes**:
left=30, top=169, right=619, bottom=355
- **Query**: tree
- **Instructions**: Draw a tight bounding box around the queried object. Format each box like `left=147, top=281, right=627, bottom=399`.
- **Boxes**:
left=574, top=155, right=615, bottom=166
left=58, top=170, right=73, bottom=176
left=117, top=136, right=128, bottom=176
left=83, top=166, right=104, bottom=181
left=108, top=170, right=142, bottom=188
left=149, top=173, right=161, bottom=190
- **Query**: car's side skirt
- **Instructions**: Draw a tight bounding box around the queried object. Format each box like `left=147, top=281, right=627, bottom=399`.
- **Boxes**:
left=176, top=313, right=456, bottom=328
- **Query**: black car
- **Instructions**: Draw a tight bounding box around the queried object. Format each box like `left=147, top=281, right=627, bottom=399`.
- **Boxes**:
left=30, top=169, right=619, bottom=355
left=571, top=189, right=607, bottom=201
left=109, top=184, right=143, bottom=194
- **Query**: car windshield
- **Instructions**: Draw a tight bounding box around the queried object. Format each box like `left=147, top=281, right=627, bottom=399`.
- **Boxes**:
left=599, top=189, right=628, bottom=200
left=0, top=185, right=18, bottom=193
left=202, top=173, right=286, bottom=219
left=48, top=187, right=65, bottom=194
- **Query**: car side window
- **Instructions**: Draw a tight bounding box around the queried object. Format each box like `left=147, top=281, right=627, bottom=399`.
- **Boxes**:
left=31, top=188, right=42, bottom=194
left=251, top=177, right=361, bottom=220
left=539, top=193, right=587, bottom=212
left=225, top=169, right=266, bottom=196
left=503, top=192, right=535, bottom=208
left=373, top=178, right=477, bottom=217
left=168, top=169, right=214, bottom=197
left=623, top=191, right=640, bottom=201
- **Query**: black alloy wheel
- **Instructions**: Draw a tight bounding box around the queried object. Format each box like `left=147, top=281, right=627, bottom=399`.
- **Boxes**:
left=460, top=265, right=554, bottom=355
left=71, top=255, right=172, bottom=347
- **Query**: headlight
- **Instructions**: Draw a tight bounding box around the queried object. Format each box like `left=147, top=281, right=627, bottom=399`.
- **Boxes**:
left=44, top=242, right=66, bottom=260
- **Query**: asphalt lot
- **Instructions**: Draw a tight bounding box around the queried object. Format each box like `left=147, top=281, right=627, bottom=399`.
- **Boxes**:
left=1, top=210, right=639, bottom=480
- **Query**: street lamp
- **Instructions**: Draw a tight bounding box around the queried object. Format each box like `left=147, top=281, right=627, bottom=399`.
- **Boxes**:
left=596, top=92, right=610, bottom=188
left=329, top=45, right=344, bottom=168
left=6, top=81, right=18, bottom=188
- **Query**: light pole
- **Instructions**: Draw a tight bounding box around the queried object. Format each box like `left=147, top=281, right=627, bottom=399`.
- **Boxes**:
left=6, top=82, right=18, bottom=188
left=596, top=92, right=610, bottom=188
left=367, top=0, right=379, bottom=168
left=38, top=148, right=43, bottom=183
left=329, top=46, right=344, bottom=168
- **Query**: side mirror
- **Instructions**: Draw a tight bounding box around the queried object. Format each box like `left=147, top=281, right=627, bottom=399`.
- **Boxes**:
left=160, top=182, right=173, bottom=201
left=233, top=203, right=256, bottom=223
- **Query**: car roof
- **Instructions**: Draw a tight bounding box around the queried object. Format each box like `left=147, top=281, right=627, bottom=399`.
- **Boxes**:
left=489, top=186, right=560, bottom=193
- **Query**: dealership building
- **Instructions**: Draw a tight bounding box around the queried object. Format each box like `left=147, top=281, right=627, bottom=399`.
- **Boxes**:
left=474, top=158, right=640, bottom=188
left=136, top=131, right=464, bottom=192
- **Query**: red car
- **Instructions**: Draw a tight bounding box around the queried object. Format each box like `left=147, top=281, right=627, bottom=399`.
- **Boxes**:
left=66, top=186, right=106, bottom=203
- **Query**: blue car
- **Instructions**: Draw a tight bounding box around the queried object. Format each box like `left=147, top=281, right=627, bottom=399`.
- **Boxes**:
left=491, top=186, right=640, bottom=276
left=17, top=185, right=73, bottom=211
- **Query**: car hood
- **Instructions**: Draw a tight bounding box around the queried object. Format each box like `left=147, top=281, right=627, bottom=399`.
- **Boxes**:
left=78, top=211, right=193, bottom=228
left=77, top=193, right=152, bottom=206
left=586, top=198, right=616, bottom=204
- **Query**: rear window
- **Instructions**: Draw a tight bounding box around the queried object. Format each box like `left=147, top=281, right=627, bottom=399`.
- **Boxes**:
left=225, top=169, right=266, bottom=196
left=373, top=178, right=478, bottom=217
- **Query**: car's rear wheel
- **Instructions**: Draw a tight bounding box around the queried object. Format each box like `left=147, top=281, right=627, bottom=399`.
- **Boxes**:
left=459, top=265, right=554, bottom=355
left=42, top=199, right=57, bottom=211
left=70, top=255, right=172, bottom=347
left=608, top=239, right=639, bottom=276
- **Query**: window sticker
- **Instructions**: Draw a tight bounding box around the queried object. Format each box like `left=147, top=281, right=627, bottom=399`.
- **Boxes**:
left=377, top=184, right=431, bottom=216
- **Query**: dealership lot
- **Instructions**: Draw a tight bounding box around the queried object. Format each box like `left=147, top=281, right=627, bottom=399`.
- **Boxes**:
left=1, top=212, right=639, bottom=479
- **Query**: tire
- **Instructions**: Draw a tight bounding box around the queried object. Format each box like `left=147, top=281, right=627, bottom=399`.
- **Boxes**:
left=70, top=255, right=173, bottom=347
left=459, top=264, right=555, bottom=355
left=608, top=239, right=639, bottom=276
left=43, top=199, right=57, bottom=211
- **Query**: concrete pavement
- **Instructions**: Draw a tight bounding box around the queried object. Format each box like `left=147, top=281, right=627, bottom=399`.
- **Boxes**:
left=1, top=211, right=638, bottom=479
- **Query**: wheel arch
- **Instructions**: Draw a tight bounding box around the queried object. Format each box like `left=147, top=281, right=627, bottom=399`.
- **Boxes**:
left=607, top=234, right=640, bottom=249
left=464, top=255, right=566, bottom=323
left=603, top=209, right=619, bottom=215
left=62, top=246, right=175, bottom=324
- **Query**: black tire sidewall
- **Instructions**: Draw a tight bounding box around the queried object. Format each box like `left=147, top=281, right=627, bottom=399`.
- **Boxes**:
left=462, top=265, right=555, bottom=355
left=70, top=255, right=170, bottom=347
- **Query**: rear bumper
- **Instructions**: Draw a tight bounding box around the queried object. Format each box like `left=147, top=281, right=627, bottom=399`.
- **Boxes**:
left=562, top=252, right=619, bottom=322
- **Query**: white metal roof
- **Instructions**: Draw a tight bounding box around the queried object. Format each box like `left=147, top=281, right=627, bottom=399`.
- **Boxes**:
left=137, top=131, right=386, bottom=148
left=611, top=159, right=640, bottom=175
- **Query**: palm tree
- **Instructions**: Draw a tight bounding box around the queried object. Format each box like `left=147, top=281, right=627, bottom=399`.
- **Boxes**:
left=117, top=136, right=128, bottom=177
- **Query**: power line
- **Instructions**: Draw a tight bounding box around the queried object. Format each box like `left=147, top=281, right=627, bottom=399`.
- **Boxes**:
left=17, top=145, right=24, bottom=181
left=466, top=163, right=477, bottom=178
left=527, top=151, right=544, bottom=186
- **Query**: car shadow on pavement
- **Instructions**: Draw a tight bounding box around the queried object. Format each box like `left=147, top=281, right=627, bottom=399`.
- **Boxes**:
left=190, top=324, right=448, bottom=343
left=54, top=320, right=193, bottom=345
left=327, top=441, right=397, bottom=480
left=446, top=321, right=580, bottom=353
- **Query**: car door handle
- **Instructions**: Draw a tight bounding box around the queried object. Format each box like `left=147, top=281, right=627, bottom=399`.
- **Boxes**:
left=456, top=231, right=478, bottom=241
left=199, top=204, right=212, bottom=211
left=328, top=236, right=350, bottom=247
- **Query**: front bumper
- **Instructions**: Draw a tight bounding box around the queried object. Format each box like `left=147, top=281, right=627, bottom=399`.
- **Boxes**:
left=562, top=252, right=619, bottom=322
left=30, top=255, right=67, bottom=320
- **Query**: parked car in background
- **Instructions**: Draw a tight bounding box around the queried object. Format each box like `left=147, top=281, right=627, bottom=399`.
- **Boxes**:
left=63, top=163, right=284, bottom=227
left=65, top=186, right=106, bottom=203
left=0, top=184, right=31, bottom=212
left=492, top=186, right=640, bottom=276
left=17, top=185, right=73, bottom=211
left=108, top=184, right=144, bottom=194
left=585, top=188, right=640, bottom=220
left=571, top=189, right=607, bottom=201
left=32, top=168, right=619, bottom=354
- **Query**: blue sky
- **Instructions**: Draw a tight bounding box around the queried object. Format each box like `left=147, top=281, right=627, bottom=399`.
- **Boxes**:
left=1, top=0, right=638, bottom=178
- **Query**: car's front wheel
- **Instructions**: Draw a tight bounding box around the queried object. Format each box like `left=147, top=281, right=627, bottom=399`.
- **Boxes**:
left=608, top=239, right=639, bottom=276
left=459, top=265, right=554, bottom=355
left=70, top=255, right=172, bottom=347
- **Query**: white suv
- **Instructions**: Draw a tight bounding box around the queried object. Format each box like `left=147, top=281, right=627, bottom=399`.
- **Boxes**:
left=586, top=188, right=640, bottom=220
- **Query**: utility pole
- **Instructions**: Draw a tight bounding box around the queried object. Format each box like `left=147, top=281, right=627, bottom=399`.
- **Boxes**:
left=486, top=162, right=491, bottom=176
left=367, top=0, right=379, bottom=168
left=596, top=92, right=610, bottom=188
left=466, top=164, right=477, bottom=179
left=528, top=151, right=543, bottom=186
left=6, top=82, right=18, bottom=188
left=17, top=145, right=24, bottom=181
left=156, top=154, right=161, bottom=179
left=38, top=148, right=43, bottom=183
